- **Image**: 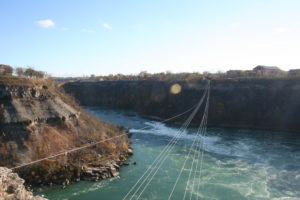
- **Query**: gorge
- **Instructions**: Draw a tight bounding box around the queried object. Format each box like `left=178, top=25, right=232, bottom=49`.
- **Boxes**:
left=63, top=77, right=300, bottom=133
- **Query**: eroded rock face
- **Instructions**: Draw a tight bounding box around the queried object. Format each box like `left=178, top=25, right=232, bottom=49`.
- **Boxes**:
left=0, top=85, right=78, bottom=124
left=63, top=78, right=300, bottom=132
left=0, top=167, right=47, bottom=200
left=0, top=78, right=131, bottom=187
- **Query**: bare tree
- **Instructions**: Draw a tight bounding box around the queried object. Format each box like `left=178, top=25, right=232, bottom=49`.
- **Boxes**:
left=0, top=64, right=13, bottom=76
left=15, top=67, right=25, bottom=77
left=23, top=68, right=46, bottom=78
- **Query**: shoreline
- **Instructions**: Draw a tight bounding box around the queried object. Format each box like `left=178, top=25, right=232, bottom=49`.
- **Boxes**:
left=17, top=148, right=134, bottom=191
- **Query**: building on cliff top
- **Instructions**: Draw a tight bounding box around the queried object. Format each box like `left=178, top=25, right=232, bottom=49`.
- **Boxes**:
left=288, top=69, right=300, bottom=76
left=253, top=65, right=283, bottom=75
left=226, top=65, right=284, bottom=78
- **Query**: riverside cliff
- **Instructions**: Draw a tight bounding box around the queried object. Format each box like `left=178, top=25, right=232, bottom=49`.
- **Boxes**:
left=63, top=78, right=300, bottom=132
left=0, top=76, right=131, bottom=186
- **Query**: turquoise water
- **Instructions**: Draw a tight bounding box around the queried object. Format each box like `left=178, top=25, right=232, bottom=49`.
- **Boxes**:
left=36, top=107, right=300, bottom=200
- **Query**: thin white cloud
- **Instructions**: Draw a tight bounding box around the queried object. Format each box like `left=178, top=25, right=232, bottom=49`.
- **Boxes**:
left=272, top=27, right=289, bottom=34
left=81, top=29, right=95, bottom=33
left=103, top=23, right=112, bottom=30
left=36, top=19, right=55, bottom=28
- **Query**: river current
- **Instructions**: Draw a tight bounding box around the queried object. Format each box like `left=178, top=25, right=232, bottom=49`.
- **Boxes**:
left=36, top=107, right=300, bottom=200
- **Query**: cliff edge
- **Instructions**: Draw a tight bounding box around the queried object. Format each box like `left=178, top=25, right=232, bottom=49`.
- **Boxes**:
left=0, top=76, right=131, bottom=186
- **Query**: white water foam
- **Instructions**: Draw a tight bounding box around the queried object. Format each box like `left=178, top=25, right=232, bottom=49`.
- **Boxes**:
left=131, top=120, right=300, bottom=199
left=130, top=121, right=255, bottom=159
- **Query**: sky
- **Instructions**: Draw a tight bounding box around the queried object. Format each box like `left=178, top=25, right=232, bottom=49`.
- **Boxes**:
left=0, top=0, right=300, bottom=77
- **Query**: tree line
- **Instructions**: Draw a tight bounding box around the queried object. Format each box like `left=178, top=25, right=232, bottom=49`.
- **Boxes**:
left=0, top=64, right=47, bottom=78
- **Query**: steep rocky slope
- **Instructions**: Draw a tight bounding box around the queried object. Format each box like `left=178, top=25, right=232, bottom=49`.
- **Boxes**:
left=63, top=78, right=300, bottom=132
left=0, top=76, right=131, bottom=186
left=0, top=167, right=47, bottom=200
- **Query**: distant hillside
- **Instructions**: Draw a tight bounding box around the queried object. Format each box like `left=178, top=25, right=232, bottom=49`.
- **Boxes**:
left=0, top=76, right=131, bottom=186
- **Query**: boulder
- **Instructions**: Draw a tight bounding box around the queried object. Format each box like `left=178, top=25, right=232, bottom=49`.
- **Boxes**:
left=0, top=167, right=47, bottom=200
left=109, top=167, right=119, bottom=177
left=127, top=148, right=133, bottom=155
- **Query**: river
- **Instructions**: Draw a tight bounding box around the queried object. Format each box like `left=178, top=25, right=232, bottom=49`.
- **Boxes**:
left=36, top=107, right=300, bottom=200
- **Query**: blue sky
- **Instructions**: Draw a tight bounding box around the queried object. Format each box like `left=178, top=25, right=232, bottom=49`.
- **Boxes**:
left=0, top=0, right=300, bottom=76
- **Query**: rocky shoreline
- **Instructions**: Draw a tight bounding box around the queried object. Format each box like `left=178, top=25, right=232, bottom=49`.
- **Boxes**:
left=15, top=147, right=134, bottom=192
left=57, top=148, right=133, bottom=189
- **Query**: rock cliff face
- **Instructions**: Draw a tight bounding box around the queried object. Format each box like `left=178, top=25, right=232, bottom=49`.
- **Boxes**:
left=63, top=78, right=300, bottom=132
left=0, top=84, right=78, bottom=124
left=0, top=167, right=47, bottom=200
left=0, top=76, right=131, bottom=186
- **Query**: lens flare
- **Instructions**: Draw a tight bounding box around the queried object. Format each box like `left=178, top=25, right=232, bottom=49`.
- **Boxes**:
left=170, top=84, right=182, bottom=94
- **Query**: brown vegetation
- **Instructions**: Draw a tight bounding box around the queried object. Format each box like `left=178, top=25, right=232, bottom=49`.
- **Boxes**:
left=0, top=64, right=13, bottom=76
left=55, top=66, right=300, bottom=84
left=0, top=64, right=47, bottom=78
left=0, top=75, right=130, bottom=186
